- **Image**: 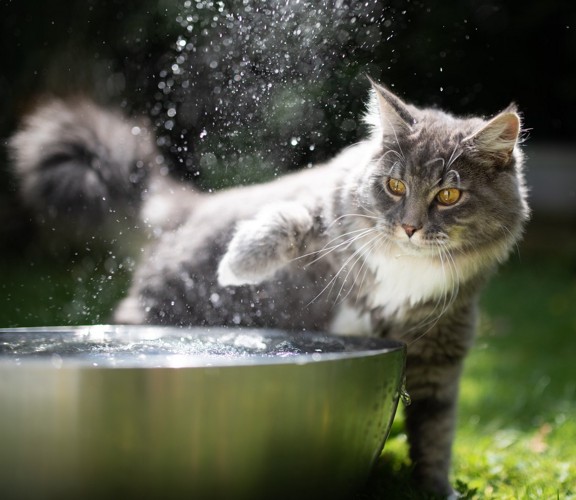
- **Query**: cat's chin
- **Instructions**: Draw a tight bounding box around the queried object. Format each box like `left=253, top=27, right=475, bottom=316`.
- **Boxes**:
left=389, top=239, right=440, bottom=258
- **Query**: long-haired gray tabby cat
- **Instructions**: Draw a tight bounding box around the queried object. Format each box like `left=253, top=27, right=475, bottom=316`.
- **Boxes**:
left=10, top=80, right=529, bottom=497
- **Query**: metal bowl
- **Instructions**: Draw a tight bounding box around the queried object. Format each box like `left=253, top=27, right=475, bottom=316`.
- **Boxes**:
left=0, top=325, right=405, bottom=500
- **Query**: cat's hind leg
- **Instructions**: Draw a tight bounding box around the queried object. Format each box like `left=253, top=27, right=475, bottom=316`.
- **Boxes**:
left=217, top=202, right=315, bottom=286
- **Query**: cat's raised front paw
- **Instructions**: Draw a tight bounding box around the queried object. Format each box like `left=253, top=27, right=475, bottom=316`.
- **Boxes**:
left=217, top=202, right=314, bottom=287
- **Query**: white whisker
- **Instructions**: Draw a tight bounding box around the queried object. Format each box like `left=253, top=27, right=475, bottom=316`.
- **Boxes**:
left=334, top=234, right=382, bottom=305
left=298, top=227, right=374, bottom=266
left=327, top=212, right=380, bottom=229
left=446, top=142, right=463, bottom=170
left=307, top=229, right=381, bottom=307
left=402, top=240, right=461, bottom=344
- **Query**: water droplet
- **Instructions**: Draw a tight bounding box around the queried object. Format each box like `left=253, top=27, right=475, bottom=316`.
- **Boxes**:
left=400, top=380, right=412, bottom=407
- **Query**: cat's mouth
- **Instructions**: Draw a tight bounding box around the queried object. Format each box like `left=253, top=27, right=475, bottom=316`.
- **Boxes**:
left=390, top=234, right=453, bottom=259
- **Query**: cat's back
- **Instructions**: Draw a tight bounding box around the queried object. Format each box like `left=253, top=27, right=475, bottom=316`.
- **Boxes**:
left=182, top=140, right=371, bottom=230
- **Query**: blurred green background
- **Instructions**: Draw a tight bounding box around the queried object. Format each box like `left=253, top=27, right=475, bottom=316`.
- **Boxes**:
left=0, top=0, right=575, bottom=497
left=0, top=0, right=574, bottom=324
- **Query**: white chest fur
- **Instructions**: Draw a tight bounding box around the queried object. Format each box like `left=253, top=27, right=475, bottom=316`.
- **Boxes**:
left=365, top=248, right=455, bottom=317
left=330, top=246, right=460, bottom=336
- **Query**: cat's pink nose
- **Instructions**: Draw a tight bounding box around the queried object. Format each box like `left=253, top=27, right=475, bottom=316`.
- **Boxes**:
left=402, top=224, right=419, bottom=238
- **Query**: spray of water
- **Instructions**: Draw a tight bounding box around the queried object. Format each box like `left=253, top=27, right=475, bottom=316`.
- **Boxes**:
left=150, top=0, right=400, bottom=188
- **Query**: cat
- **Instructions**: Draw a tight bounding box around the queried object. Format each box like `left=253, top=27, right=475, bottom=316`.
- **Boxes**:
left=10, top=80, right=530, bottom=497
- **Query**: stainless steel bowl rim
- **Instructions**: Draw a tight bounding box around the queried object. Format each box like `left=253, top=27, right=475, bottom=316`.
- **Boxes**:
left=0, top=324, right=406, bottom=369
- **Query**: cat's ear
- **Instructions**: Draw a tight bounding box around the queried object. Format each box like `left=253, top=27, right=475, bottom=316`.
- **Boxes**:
left=464, top=110, right=521, bottom=163
left=365, top=77, right=416, bottom=136
left=502, top=102, right=519, bottom=114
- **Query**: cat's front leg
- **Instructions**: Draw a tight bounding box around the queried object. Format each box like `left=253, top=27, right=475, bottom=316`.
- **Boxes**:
left=404, top=356, right=463, bottom=498
left=217, top=202, right=315, bottom=286
left=400, top=305, right=476, bottom=498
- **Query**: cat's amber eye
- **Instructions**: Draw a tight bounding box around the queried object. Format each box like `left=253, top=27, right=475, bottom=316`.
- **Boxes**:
left=387, top=178, right=406, bottom=196
left=436, top=188, right=462, bottom=206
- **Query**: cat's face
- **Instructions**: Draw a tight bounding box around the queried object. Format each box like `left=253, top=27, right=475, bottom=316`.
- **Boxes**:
left=359, top=83, right=529, bottom=261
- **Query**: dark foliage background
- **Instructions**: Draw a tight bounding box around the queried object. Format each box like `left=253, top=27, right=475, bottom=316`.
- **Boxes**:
left=0, top=0, right=574, bottom=246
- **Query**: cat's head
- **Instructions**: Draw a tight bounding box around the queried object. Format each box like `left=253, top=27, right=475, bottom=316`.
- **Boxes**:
left=358, top=80, right=529, bottom=263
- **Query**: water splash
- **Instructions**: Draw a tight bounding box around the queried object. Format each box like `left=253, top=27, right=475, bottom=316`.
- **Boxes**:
left=151, top=0, right=399, bottom=188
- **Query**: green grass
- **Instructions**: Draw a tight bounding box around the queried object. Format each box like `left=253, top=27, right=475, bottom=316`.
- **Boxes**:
left=360, top=253, right=576, bottom=499
left=1, top=237, right=575, bottom=499
left=453, top=255, right=576, bottom=499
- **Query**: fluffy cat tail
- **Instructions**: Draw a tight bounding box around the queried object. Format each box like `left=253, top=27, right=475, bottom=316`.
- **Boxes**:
left=9, top=98, right=157, bottom=248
